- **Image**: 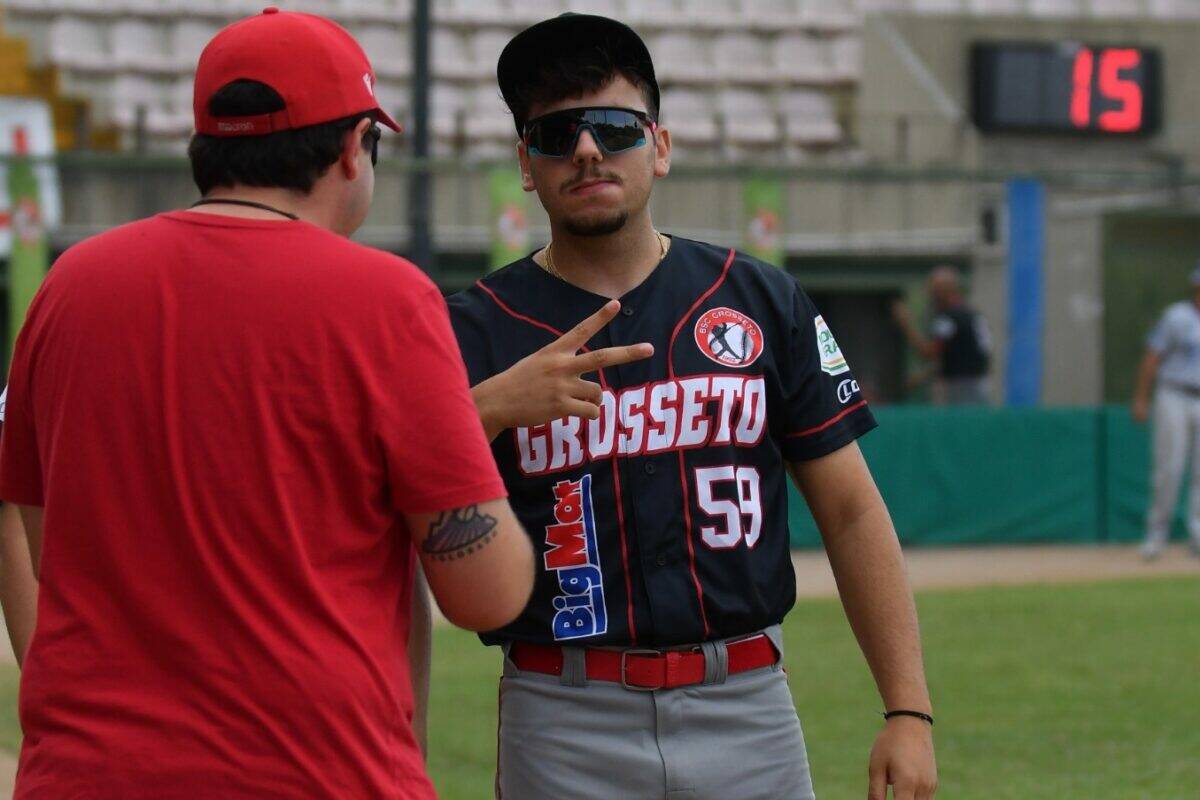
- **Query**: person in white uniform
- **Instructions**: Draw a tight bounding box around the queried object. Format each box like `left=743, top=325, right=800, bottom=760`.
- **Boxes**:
left=1132, top=265, right=1200, bottom=560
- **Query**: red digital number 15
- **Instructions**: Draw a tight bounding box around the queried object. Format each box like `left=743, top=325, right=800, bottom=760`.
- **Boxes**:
left=1070, top=47, right=1143, bottom=133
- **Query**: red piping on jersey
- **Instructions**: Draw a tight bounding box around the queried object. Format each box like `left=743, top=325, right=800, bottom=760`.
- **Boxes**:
left=664, top=247, right=736, bottom=639
left=786, top=399, right=869, bottom=438
left=476, top=280, right=639, bottom=643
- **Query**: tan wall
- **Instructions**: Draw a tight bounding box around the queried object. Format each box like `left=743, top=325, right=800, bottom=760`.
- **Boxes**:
left=858, top=14, right=1200, bottom=405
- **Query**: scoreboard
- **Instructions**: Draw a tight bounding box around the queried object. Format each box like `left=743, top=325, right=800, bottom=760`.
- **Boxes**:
left=971, top=42, right=1161, bottom=136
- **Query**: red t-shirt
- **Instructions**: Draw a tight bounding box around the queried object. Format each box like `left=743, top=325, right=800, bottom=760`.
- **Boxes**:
left=0, top=212, right=506, bottom=799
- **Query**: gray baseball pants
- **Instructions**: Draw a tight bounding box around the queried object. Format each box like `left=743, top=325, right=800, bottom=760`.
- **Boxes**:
left=495, top=626, right=816, bottom=800
left=1145, top=386, right=1200, bottom=551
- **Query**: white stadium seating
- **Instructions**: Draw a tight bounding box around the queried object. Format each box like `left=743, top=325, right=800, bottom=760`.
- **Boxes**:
left=649, top=31, right=714, bottom=82
left=1028, top=0, right=1085, bottom=16
left=4, top=0, right=1198, bottom=156
left=1089, top=0, right=1146, bottom=14
left=169, top=20, right=221, bottom=70
left=773, top=33, right=831, bottom=84
left=780, top=89, right=841, bottom=147
left=713, top=32, right=776, bottom=83
left=46, top=16, right=109, bottom=72
left=659, top=87, right=720, bottom=147
left=966, top=0, right=1024, bottom=13
left=353, top=24, right=411, bottom=79
left=718, top=88, right=781, bottom=153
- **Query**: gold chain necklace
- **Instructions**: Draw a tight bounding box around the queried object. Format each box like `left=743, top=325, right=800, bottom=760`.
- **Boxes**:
left=542, top=232, right=669, bottom=280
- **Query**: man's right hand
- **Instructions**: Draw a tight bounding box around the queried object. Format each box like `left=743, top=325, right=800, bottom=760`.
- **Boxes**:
left=1133, top=396, right=1151, bottom=424
left=472, top=300, right=654, bottom=441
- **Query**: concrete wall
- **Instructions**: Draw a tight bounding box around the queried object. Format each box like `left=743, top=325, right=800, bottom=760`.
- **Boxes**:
left=858, top=14, right=1200, bottom=404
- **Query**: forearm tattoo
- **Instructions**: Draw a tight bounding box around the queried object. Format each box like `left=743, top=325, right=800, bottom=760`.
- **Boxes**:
left=422, top=506, right=499, bottom=562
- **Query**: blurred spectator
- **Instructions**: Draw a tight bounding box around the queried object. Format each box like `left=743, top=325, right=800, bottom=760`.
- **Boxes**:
left=1131, top=265, right=1200, bottom=561
left=892, top=266, right=993, bottom=405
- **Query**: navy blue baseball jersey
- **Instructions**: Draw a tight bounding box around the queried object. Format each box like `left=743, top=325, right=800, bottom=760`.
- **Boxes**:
left=447, top=236, right=876, bottom=647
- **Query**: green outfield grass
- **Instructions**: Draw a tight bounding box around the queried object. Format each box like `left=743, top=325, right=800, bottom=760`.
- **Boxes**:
left=0, top=577, right=1195, bottom=799
left=426, top=577, right=1200, bottom=800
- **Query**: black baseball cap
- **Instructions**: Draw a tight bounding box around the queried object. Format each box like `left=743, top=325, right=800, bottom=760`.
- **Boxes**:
left=497, top=13, right=660, bottom=137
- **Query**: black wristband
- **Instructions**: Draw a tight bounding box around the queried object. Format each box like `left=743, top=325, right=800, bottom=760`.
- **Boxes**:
left=883, top=709, right=934, bottom=726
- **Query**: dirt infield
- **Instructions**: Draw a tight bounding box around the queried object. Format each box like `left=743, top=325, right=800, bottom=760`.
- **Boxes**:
left=0, top=542, right=1193, bottom=797
left=790, top=541, right=1200, bottom=598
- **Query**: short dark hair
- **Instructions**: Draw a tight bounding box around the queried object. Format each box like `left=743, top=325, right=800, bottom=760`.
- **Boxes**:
left=188, top=80, right=373, bottom=195
left=506, top=47, right=659, bottom=135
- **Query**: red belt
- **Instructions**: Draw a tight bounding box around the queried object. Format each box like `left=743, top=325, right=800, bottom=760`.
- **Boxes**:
left=508, top=635, right=778, bottom=691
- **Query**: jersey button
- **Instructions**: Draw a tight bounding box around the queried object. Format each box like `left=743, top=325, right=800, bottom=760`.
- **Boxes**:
left=622, top=306, right=634, bottom=316
left=655, top=552, right=667, bottom=567
left=644, top=462, right=656, bottom=475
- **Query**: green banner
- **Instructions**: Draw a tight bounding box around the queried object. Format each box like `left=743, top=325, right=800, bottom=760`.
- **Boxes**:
left=488, top=166, right=529, bottom=271
left=7, top=130, right=49, bottom=358
left=742, top=177, right=784, bottom=265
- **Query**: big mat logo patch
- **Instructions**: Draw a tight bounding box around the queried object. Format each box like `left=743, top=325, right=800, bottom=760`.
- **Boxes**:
left=544, top=474, right=608, bottom=641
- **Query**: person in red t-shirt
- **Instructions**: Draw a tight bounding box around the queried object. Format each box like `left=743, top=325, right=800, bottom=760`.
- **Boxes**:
left=0, top=10, right=534, bottom=799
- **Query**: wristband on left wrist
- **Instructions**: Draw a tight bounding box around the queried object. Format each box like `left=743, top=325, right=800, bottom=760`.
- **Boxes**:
left=882, top=709, right=934, bottom=726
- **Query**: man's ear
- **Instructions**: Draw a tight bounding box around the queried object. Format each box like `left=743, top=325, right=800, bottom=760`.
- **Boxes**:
left=653, top=126, right=671, bottom=178
left=517, top=141, right=535, bottom=192
left=339, top=117, right=374, bottom=181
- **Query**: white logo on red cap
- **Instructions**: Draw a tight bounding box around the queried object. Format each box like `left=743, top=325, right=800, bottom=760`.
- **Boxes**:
left=363, top=73, right=375, bottom=98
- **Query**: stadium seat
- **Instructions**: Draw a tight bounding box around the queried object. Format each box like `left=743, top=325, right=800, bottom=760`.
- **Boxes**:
left=432, top=28, right=472, bottom=80
left=780, top=88, right=841, bottom=145
left=773, top=32, right=830, bottom=83
left=169, top=74, right=195, bottom=123
left=47, top=16, right=110, bottom=72
left=799, top=0, right=859, bottom=29
left=430, top=82, right=467, bottom=143
left=508, top=0, right=569, bottom=24
left=328, top=0, right=412, bottom=21
left=565, top=0, right=624, bottom=16
left=463, top=83, right=516, bottom=143
left=109, top=73, right=170, bottom=129
left=1028, top=0, right=1085, bottom=15
left=649, top=32, right=713, bottom=82
left=966, top=0, right=1024, bottom=13
left=625, top=0, right=682, bottom=26
left=470, top=29, right=512, bottom=78
left=1148, top=0, right=1200, bottom=17
left=111, top=19, right=170, bottom=72
left=441, top=0, right=511, bottom=25
left=1088, top=0, right=1145, bottom=15
left=739, top=0, right=803, bottom=30
left=354, top=24, right=410, bottom=79
left=120, top=0, right=185, bottom=14
left=168, top=20, right=220, bottom=71
left=53, top=0, right=112, bottom=12
left=717, top=88, right=781, bottom=150
left=680, top=0, right=741, bottom=28
left=911, top=0, right=966, bottom=12
left=660, top=88, right=719, bottom=145
left=855, top=0, right=908, bottom=11
left=829, top=35, right=860, bottom=81
left=713, top=32, right=775, bottom=83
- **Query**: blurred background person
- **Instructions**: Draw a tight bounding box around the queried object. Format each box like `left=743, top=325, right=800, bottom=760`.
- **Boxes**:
left=1131, top=265, right=1200, bottom=561
left=893, top=266, right=992, bottom=405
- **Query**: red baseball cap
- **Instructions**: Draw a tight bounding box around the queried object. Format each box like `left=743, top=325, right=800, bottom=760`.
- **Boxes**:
left=193, top=7, right=401, bottom=137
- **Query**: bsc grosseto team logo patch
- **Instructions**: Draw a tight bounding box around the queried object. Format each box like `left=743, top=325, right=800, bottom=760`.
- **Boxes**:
left=694, top=307, right=765, bottom=368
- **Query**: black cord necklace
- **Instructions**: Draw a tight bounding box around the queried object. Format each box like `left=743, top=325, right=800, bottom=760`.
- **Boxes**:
left=190, top=198, right=299, bottom=221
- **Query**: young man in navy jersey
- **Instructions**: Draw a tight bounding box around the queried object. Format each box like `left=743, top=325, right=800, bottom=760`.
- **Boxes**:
left=448, top=14, right=937, bottom=800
